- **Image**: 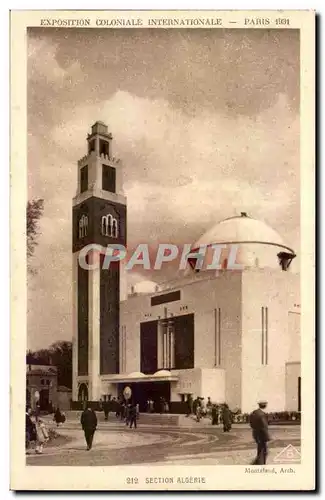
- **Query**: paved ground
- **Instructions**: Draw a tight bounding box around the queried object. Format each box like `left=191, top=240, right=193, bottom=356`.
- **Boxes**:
left=26, top=415, right=301, bottom=466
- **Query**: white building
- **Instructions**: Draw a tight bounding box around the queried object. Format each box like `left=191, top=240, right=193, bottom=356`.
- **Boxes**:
left=72, top=122, right=300, bottom=413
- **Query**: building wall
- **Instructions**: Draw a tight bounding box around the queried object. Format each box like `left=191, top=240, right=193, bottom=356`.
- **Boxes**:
left=285, top=362, right=301, bottom=411
left=26, top=369, right=58, bottom=410
left=120, top=272, right=242, bottom=407
left=287, top=311, right=301, bottom=362
left=57, top=390, right=72, bottom=411
left=200, top=368, right=226, bottom=403
left=241, top=270, right=300, bottom=412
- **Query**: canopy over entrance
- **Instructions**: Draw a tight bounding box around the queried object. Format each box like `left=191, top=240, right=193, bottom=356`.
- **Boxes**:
left=102, top=370, right=178, bottom=384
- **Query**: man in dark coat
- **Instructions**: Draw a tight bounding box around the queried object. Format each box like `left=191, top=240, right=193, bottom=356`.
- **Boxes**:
left=80, top=404, right=98, bottom=450
left=129, top=403, right=137, bottom=429
left=249, top=401, right=270, bottom=465
left=221, top=403, right=232, bottom=432
left=211, top=404, right=219, bottom=425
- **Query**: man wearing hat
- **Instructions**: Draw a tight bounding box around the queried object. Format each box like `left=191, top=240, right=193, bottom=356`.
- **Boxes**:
left=249, top=401, right=270, bottom=465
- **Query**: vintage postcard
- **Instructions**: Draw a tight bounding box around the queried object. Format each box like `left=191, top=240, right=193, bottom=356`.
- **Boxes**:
left=10, top=9, right=315, bottom=491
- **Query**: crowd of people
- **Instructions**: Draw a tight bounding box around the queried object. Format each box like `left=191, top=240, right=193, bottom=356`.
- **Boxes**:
left=26, top=394, right=271, bottom=465
left=102, top=397, right=139, bottom=426
left=185, top=395, right=233, bottom=432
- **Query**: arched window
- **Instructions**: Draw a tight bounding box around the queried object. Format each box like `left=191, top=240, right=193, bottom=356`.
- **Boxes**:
left=112, top=218, right=118, bottom=238
left=79, top=215, right=88, bottom=238
left=101, top=214, right=118, bottom=238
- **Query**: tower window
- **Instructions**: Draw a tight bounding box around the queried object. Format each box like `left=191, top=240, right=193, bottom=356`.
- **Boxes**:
left=101, top=214, right=119, bottom=238
left=88, top=140, right=95, bottom=154
left=80, top=166, right=88, bottom=193
left=102, top=165, right=116, bottom=193
left=79, top=215, right=88, bottom=239
left=99, top=140, right=109, bottom=157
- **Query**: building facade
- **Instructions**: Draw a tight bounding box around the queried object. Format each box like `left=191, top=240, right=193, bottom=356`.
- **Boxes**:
left=26, top=363, right=58, bottom=411
left=72, top=123, right=301, bottom=413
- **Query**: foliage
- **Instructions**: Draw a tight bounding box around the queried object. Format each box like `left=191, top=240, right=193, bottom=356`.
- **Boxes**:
left=27, top=199, right=44, bottom=260
left=26, top=341, right=72, bottom=388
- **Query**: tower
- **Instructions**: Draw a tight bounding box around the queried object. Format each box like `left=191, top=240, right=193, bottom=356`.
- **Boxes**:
left=72, top=122, right=127, bottom=402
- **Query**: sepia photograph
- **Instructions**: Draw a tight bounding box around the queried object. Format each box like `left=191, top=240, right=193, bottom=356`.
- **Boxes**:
left=10, top=9, right=315, bottom=490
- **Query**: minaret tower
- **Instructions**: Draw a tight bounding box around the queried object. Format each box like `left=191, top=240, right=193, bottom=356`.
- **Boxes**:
left=72, top=122, right=127, bottom=403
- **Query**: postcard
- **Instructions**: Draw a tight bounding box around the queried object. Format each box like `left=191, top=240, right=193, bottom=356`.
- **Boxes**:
left=10, top=9, right=315, bottom=490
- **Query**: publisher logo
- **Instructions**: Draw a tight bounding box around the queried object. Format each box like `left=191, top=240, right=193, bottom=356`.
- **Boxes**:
left=273, top=444, right=301, bottom=463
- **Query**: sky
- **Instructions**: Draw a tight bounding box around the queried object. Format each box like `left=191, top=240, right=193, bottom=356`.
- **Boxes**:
left=27, top=27, right=300, bottom=350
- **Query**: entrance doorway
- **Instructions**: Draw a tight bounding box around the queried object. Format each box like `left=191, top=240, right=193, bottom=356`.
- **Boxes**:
left=118, top=381, right=171, bottom=412
left=39, top=389, right=49, bottom=411
left=78, top=383, right=88, bottom=402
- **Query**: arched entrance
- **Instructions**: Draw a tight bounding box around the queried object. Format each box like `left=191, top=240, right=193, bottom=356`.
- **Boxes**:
left=78, top=383, right=88, bottom=402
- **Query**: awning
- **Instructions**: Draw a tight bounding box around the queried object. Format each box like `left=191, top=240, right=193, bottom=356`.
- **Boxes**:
left=101, top=371, right=179, bottom=384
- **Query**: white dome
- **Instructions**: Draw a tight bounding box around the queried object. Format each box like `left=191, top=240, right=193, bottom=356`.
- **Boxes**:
left=128, top=372, right=146, bottom=378
left=153, top=370, right=172, bottom=377
left=195, top=214, right=291, bottom=249
left=128, top=280, right=160, bottom=296
left=189, top=213, right=295, bottom=271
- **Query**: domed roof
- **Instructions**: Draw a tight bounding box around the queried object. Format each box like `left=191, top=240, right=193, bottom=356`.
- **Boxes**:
left=128, top=280, right=160, bottom=295
left=194, top=213, right=294, bottom=253
left=128, top=372, right=146, bottom=378
left=153, top=370, right=172, bottom=377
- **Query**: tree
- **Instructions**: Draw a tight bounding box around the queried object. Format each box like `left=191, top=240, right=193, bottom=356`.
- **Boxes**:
left=49, top=341, right=72, bottom=388
left=27, top=198, right=44, bottom=260
left=26, top=341, right=72, bottom=388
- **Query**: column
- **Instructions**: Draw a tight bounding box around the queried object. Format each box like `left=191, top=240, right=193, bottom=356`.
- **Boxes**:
left=88, top=254, right=101, bottom=401
left=72, top=253, right=79, bottom=401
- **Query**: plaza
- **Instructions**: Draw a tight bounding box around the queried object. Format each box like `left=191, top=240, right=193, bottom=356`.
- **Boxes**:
left=26, top=413, right=301, bottom=467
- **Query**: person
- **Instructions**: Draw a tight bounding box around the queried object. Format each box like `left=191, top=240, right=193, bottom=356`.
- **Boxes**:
left=25, top=407, right=36, bottom=451
left=35, top=418, right=49, bottom=454
left=221, top=403, right=232, bottom=432
left=206, top=397, right=212, bottom=418
left=249, top=401, right=270, bottom=465
left=103, top=401, right=109, bottom=421
left=35, top=402, right=41, bottom=422
left=53, top=407, right=63, bottom=427
left=186, top=394, right=193, bottom=417
left=211, top=404, right=219, bottom=425
left=80, top=404, right=98, bottom=451
left=129, top=403, right=137, bottom=429
left=160, top=397, right=165, bottom=414
left=196, top=398, right=202, bottom=422
left=200, top=398, right=206, bottom=417
left=125, top=403, right=131, bottom=426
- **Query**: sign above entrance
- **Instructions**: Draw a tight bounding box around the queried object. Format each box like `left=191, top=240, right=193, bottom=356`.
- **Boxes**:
left=123, top=386, right=132, bottom=400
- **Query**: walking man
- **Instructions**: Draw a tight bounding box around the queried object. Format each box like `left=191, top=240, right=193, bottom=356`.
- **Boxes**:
left=221, top=403, right=232, bottom=432
left=249, top=400, right=270, bottom=465
left=129, top=403, right=138, bottom=429
left=80, top=404, right=97, bottom=451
